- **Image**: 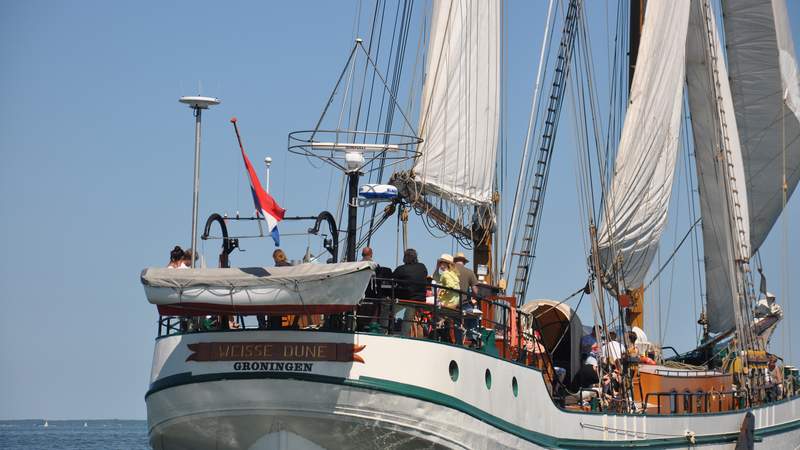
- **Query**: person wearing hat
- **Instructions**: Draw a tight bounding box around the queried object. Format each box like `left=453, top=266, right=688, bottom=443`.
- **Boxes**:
left=453, top=252, right=480, bottom=345
left=453, top=252, right=479, bottom=299
left=433, top=253, right=460, bottom=309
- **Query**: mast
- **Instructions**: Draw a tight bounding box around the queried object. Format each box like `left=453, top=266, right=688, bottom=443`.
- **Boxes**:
left=626, top=0, right=646, bottom=329
left=628, top=0, right=645, bottom=95
left=473, top=206, right=493, bottom=284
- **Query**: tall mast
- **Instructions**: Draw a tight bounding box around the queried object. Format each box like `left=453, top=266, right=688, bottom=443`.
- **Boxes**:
left=628, top=1, right=646, bottom=94
left=625, top=0, right=647, bottom=329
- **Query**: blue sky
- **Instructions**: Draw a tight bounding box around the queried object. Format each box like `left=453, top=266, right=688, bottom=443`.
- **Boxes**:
left=1, top=1, right=798, bottom=420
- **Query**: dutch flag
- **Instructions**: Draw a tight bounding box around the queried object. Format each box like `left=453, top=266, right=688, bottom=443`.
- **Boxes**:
left=232, top=118, right=285, bottom=246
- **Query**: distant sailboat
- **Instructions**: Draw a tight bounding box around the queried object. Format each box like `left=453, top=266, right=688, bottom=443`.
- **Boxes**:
left=83, top=422, right=88, bottom=428
left=43, top=420, right=48, bottom=428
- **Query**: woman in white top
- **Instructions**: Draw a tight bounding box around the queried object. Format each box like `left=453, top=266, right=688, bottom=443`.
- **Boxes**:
left=167, top=246, right=184, bottom=268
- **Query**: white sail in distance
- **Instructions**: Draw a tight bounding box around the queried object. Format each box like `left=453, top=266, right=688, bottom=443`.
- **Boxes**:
left=596, top=0, right=691, bottom=290
left=723, top=0, right=800, bottom=253
left=685, top=0, right=751, bottom=333
left=412, top=0, right=501, bottom=205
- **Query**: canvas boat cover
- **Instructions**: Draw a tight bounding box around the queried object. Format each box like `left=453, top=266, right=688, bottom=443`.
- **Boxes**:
left=141, top=261, right=375, bottom=316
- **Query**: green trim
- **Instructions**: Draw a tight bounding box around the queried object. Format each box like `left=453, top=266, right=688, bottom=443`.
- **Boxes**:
left=145, top=371, right=800, bottom=448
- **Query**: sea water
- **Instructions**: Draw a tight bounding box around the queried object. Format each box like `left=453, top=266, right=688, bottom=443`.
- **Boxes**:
left=0, top=420, right=149, bottom=450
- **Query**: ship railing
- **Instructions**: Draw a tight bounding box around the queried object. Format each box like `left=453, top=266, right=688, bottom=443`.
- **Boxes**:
left=152, top=278, right=511, bottom=339
left=641, top=385, right=795, bottom=415
left=651, top=368, right=721, bottom=377
left=358, top=278, right=557, bottom=374
left=643, top=390, right=746, bottom=414
left=358, top=277, right=515, bottom=352
left=154, top=277, right=541, bottom=368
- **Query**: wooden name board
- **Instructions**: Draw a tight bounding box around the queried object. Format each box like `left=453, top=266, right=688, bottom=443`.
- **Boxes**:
left=186, top=342, right=366, bottom=363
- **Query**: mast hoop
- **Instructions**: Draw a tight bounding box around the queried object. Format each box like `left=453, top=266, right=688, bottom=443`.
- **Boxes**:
left=288, top=129, right=421, bottom=174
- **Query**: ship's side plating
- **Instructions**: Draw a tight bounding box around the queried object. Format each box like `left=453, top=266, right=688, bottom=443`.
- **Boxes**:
left=146, top=330, right=800, bottom=449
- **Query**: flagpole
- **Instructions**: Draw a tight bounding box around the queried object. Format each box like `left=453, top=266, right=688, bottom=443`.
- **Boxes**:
left=179, top=96, right=220, bottom=268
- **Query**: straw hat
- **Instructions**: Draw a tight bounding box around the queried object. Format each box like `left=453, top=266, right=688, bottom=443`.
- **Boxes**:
left=453, top=252, right=469, bottom=263
left=437, top=253, right=454, bottom=265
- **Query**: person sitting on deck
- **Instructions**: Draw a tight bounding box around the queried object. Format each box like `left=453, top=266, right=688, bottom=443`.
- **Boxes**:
left=167, top=246, right=185, bottom=268
left=603, top=365, right=625, bottom=411
left=393, top=249, right=428, bottom=337
left=570, top=352, right=600, bottom=407
left=601, top=330, right=624, bottom=365
left=767, top=355, right=784, bottom=401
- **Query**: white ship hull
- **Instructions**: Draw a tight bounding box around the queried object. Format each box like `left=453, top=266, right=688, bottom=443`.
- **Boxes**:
left=146, top=330, right=800, bottom=449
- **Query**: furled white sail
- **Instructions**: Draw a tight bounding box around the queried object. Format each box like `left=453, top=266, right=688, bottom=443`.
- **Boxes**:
left=686, top=0, right=751, bottom=333
left=723, top=0, right=800, bottom=253
left=596, top=0, right=691, bottom=290
left=412, top=0, right=501, bottom=205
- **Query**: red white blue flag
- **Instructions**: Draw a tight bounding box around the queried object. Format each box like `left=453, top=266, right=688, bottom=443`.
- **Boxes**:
left=232, top=118, right=285, bottom=246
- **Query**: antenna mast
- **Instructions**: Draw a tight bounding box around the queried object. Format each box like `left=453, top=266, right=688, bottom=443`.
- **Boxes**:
left=179, top=95, right=220, bottom=268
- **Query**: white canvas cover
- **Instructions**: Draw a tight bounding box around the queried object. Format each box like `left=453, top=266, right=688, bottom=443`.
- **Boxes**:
left=723, top=0, right=800, bottom=252
left=685, top=0, right=751, bottom=333
left=141, top=262, right=375, bottom=315
left=597, top=0, right=691, bottom=289
left=412, top=0, right=501, bottom=205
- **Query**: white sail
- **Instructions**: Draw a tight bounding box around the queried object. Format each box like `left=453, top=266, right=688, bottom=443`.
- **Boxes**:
left=596, top=0, right=691, bottom=290
left=723, top=0, right=800, bottom=252
left=412, top=0, right=501, bottom=205
left=685, top=0, right=751, bottom=333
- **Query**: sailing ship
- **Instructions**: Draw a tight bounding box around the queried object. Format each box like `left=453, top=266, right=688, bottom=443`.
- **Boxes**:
left=143, top=0, right=800, bottom=448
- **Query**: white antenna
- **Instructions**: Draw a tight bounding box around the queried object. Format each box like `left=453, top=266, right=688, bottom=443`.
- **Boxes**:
left=264, top=156, right=272, bottom=193
left=179, top=95, right=220, bottom=268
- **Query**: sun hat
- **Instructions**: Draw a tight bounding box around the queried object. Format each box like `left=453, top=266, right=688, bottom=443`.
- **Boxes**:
left=437, top=253, right=454, bottom=265
left=453, top=252, right=469, bottom=263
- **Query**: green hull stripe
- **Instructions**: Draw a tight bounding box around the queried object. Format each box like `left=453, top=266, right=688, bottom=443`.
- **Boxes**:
left=146, top=372, right=800, bottom=448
